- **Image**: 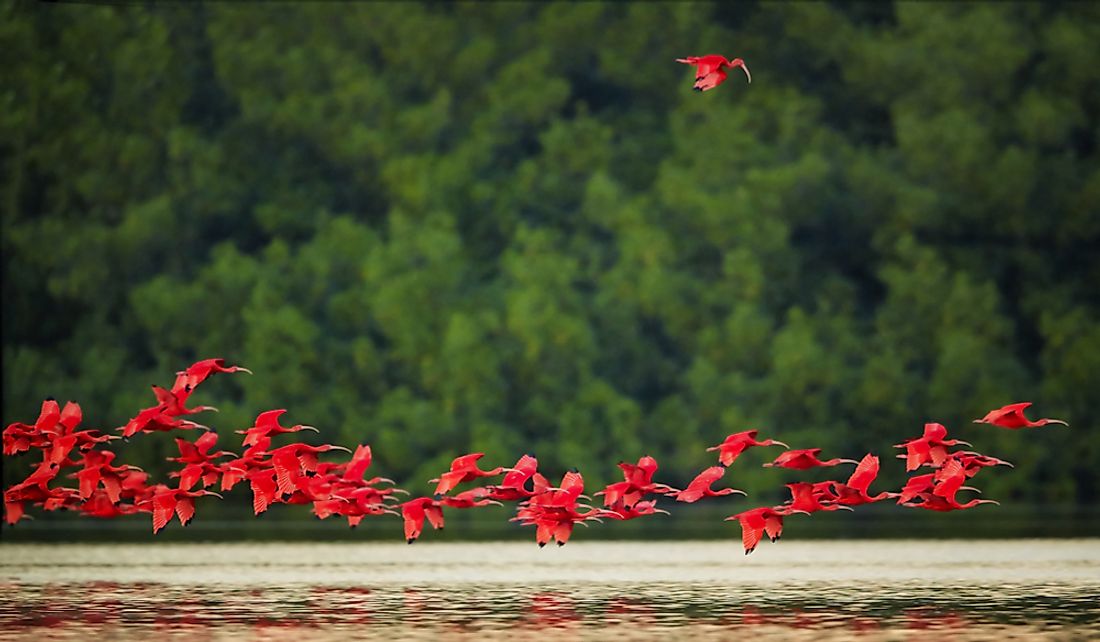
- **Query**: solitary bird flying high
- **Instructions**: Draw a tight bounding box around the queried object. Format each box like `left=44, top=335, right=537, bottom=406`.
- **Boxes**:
left=676, top=55, right=751, bottom=92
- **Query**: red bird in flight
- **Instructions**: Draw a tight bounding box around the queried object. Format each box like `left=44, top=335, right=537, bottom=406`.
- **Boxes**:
left=429, top=453, right=517, bottom=496
left=763, top=448, right=858, bottom=470
left=707, top=430, right=788, bottom=467
left=676, top=55, right=751, bottom=92
left=973, top=403, right=1068, bottom=429
left=675, top=466, right=747, bottom=503
left=237, top=409, right=320, bottom=447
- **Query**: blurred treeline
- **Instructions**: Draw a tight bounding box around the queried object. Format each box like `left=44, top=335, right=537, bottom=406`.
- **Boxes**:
left=3, top=2, right=1098, bottom=507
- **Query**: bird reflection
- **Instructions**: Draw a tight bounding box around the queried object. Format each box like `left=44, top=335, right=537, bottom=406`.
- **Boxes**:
left=0, top=581, right=1093, bottom=639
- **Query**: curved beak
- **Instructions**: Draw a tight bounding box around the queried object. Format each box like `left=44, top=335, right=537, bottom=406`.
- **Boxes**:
left=960, top=486, right=982, bottom=494
left=731, top=489, right=748, bottom=496
left=390, top=488, right=410, bottom=495
left=972, top=419, right=984, bottom=424
left=238, top=367, right=254, bottom=375
left=956, top=440, right=973, bottom=447
left=654, top=509, right=671, bottom=515
left=1049, top=419, right=1069, bottom=426
left=839, top=459, right=860, bottom=465
left=705, top=445, right=719, bottom=452
left=487, top=500, right=504, bottom=507
left=300, top=426, right=320, bottom=434
left=772, top=440, right=789, bottom=449
left=204, top=491, right=225, bottom=499
left=329, top=445, right=352, bottom=454
left=739, top=62, right=752, bottom=83
left=836, top=505, right=855, bottom=512
left=790, top=509, right=811, bottom=516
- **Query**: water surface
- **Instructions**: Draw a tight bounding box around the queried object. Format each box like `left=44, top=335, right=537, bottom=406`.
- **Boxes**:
left=2, top=540, right=1098, bottom=640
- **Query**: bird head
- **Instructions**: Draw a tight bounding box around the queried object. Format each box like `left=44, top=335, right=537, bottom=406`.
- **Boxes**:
left=728, top=58, right=751, bottom=83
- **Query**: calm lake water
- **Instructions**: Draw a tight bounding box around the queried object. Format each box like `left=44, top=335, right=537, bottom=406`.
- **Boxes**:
left=1, top=540, right=1098, bottom=640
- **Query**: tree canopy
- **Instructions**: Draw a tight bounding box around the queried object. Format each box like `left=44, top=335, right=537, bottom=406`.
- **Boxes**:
left=3, top=2, right=1098, bottom=508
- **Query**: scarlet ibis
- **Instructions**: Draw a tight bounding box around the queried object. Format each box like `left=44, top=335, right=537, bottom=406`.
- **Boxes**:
left=268, top=443, right=352, bottom=496
left=675, top=466, right=747, bottom=503
left=74, top=450, right=144, bottom=503
left=80, top=491, right=145, bottom=519
left=219, top=436, right=272, bottom=492
left=439, top=487, right=504, bottom=509
left=152, top=384, right=218, bottom=417
left=119, top=405, right=209, bottom=439
left=236, top=409, right=319, bottom=447
left=901, top=493, right=999, bottom=512
left=707, top=430, right=788, bottom=467
left=894, top=423, right=972, bottom=471
left=604, top=499, right=671, bottom=521
left=596, top=456, right=679, bottom=508
left=973, top=402, right=1068, bottom=429
left=429, top=453, right=517, bottom=496
left=170, top=432, right=237, bottom=465
left=485, top=454, right=544, bottom=501
left=763, top=448, right=858, bottom=470
left=930, top=457, right=974, bottom=504
left=953, top=451, right=1014, bottom=476
left=401, top=496, right=445, bottom=543
left=141, top=485, right=223, bottom=533
left=726, top=506, right=808, bottom=554
left=783, top=482, right=852, bottom=514
left=171, top=358, right=252, bottom=393
left=3, top=398, right=65, bottom=455
left=676, top=55, right=751, bottom=91
left=512, top=470, right=617, bottom=546
left=829, top=454, right=899, bottom=506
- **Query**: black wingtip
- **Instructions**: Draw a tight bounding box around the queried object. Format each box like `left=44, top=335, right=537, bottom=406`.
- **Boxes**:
left=538, top=542, right=546, bottom=548
left=407, top=538, right=415, bottom=544
left=570, top=467, right=579, bottom=473
left=45, top=396, right=56, bottom=401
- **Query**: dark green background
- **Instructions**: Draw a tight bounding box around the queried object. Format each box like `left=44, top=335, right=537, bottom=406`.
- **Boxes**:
left=3, top=2, right=1098, bottom=537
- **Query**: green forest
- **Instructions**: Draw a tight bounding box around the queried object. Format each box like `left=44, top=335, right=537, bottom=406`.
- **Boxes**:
left=3, top=2, right=1098, bottom=513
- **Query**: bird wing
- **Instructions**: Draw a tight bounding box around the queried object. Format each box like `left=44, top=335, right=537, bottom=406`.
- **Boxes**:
left=152, top=495, right=175, bottom=533
left=59, top=401, right=82, bottom=433
left=450, top=452, right=485, bottom=472
left=343, top=445, right=373, bottom=481
left=740, top=518, right=763, bottom=553
left=763, top=514, right=783, bottom=541
left=101, top=475, right=122, bottom=504
left=424, top=505, right=445, bottom=530
left=559, top=470, right=585, bottom=497
left=272, top=451, right=302, bottom=495
left=684, top=466, right=724, bottom=499
left=846, top=454, right=879, bottom=494
left=254, top=409, right=288, bottom=430
left=552, top=521, right=575, bottom=545
left=195, top=431, right=219, bottom=456
left=693, top=71, right=727, bottom=92
left=175, top=497, right=196, bottom=526
left=250, top=473, right=277, bottom=515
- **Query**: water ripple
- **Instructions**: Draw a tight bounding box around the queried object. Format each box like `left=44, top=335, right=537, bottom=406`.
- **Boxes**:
left=1, top=540, right=1098, bottom=640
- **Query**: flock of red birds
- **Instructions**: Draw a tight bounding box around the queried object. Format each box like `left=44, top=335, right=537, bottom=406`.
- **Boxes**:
left=3, top=358, right=1068, bottom=554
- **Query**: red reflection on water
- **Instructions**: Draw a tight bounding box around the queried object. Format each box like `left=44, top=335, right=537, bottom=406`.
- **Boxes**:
left=518, top=593, right=579, bottom=629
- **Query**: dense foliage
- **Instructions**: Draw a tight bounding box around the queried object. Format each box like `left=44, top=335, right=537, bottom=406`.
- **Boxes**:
left=3, top=2, right=1098, bottom=506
